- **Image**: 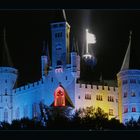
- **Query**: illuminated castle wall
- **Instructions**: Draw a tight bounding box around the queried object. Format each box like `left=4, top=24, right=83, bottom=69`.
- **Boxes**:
left=0, top=20, right=139, bottom=124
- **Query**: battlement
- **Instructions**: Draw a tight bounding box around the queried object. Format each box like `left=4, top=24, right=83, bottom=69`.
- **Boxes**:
left=76, top=83, right=118, bottom=92
left=13, top=78, right=44, bottom=94
left=0, top=67, right=18, bottom=74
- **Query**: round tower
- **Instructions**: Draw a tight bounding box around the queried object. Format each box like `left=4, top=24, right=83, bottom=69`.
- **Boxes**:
left=41, top=41, right=49, bottom=78
left=0, top=67, right=18, bottom=95
left=117, top=70, right=140, bottom=123
left=0, top=28, right=18, bottom=123
left=117, top=31, right=140, bottom=123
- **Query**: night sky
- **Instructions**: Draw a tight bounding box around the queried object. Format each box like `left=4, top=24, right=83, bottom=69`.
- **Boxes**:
left=0, top=10, right=140, bottom=86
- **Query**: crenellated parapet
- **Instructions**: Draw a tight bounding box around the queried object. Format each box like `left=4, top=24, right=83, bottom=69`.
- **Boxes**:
left=76, top=83, right=118, bottom=92
left=13, top=78, right=44, bottom=94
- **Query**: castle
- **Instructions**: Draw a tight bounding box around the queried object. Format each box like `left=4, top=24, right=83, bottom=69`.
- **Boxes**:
left=0, top=19, right=139, bottom=124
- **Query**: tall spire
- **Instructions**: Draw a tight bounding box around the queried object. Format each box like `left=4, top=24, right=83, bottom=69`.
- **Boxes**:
left=42, top=40, right=50, bottom=65
left=2, top=27, right=13, bottom=67
left=120, top=31, right=132, bottom=71
left=71, top=37, right=76, bottom=52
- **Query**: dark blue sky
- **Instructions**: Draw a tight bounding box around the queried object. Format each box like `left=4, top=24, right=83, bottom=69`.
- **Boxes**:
left=0, top=10, right=139, bottom=86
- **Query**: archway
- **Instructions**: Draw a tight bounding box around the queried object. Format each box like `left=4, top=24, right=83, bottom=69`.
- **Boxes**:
left=54, top=85, right=65, bottom=107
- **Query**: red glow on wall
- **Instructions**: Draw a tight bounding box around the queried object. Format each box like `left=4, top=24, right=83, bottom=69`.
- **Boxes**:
left=54, top=86, right=65, bottom=107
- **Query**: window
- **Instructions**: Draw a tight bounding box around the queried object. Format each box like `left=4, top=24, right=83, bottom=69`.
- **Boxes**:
left=131, top=92, right=136, bottom=97
left=123, top=80, right=128, bottom=85
left=57, top=60, right=62, bottom=65
left=78, top=96, right=80, bottom=99
left=96, top=95, right=103, bottom=101
left=51, top=77, right=53, bottom=82
left=109, top=109, right=113, bottom=116
left=108, top=96, right=114, bottom=102
left=5, top=80, right=7, bottom=83
left=85, top=94, right=91, bottom=100
left=132, top=107, right=136, bottom=112
left=54, top=86, right=65, bottom=107
left=65, top=76, right=67, bottom=80
left=124, top=107, right=128, bottom=113
left=124, top=92, right=127, bottom=98
left=130, top=79, right=136, bottom=84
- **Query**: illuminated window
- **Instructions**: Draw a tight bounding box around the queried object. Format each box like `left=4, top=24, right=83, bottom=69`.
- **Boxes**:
left=130, top=79, right=136, bottom=84
left=131, top=92, right=136, bottom=97
left=124, top=107, right=128, bottom=113
left=85, top=94, right=91, bottom=100
left=124, top=92, right=127, bottom=98
left=123, top=80, right=128, bottom=85
left=54, top=86, right=65, bottom=107
left=132, top=107, right=136, bottom=112
left=109, top=109, right=113, bottom=116
left=4, top=109, right=8, bottom=122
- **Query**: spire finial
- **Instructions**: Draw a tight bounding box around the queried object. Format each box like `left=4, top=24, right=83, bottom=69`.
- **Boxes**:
left=120, top=30, right=132, bottom=71
left=129, top=30, right=132, bottom=40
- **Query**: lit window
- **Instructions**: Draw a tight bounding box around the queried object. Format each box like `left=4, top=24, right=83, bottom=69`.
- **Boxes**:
left=132, top=107, right=136, bottom=112
left=85, top=94, right=91, bottom=100
left=124, top=107, right=128, bottom=113
left=109, top=109, right=113, bottom=116
left=54, top=86, right=65, bottom=107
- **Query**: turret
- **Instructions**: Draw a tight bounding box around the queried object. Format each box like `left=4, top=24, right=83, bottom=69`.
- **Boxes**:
left=0, top=28, right=18, bottom=123
left=117, top=31, right=140, bottom=123
left=71, top=38, right=80, bottom=78
left=41, top=41, right=49, bottom=78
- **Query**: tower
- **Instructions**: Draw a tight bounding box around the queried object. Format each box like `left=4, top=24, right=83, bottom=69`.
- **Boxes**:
left=0, top=28, right=18, bottom=123
left=41, top=41, right=49, bottom=78
left=70, top=38, right=80, bottom=78
left=51, top=22, right=70, bottom=69
left=117, top=31, right=140, bottom=123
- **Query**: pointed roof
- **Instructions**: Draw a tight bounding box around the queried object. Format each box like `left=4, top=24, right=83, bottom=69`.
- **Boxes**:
left=2, top=27, right=13, bottom=67
left=71, top=37, right=77, bottom=52
left=76, top=40, right=79, bottom=55
left=120, top=30, right=132, bottom=71
left=42, top=40, right=51, bottom=65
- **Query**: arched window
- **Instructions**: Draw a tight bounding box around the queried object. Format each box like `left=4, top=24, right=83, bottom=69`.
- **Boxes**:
left=4, top=109, right=8, bottom=122
left=54, top=86, right=65, bottom=107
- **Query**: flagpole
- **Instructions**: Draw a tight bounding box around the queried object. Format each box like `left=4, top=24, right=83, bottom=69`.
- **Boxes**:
left=86, top=29, right=88, bottom=54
